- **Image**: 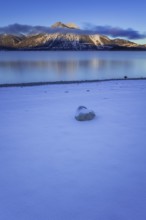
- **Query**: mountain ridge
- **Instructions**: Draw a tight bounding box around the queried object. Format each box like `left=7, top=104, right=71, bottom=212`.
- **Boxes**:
left=0, top=22, right=145, bottom=50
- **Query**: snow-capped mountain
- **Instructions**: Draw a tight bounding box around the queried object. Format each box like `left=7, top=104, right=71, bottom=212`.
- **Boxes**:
left=0, top=22, right=145, bottom=50
left=16, top=33, right=113, bottom=50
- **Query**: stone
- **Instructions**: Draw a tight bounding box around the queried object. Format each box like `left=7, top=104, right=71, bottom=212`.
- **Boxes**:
left=75, top=106, right=96, bottom=121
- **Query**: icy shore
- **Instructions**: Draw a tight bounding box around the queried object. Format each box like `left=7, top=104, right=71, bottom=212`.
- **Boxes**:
left=0, top=80, right=146, bottom=220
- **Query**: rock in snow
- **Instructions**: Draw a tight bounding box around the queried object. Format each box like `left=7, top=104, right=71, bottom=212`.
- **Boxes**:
left=75, top=106, right=96, bottom=121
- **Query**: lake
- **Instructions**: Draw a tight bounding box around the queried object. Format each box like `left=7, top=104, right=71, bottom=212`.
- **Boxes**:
left=0, top=51, right=146, bottom=85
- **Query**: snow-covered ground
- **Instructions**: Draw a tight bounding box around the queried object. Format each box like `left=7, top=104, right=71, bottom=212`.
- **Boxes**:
left=0, top=80, right=146, bottom=220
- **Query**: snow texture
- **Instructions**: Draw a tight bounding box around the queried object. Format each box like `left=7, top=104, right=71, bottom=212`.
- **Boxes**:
left=0, top=80, right=146, bottom=220
left=89, top=35, right=103, bottom=46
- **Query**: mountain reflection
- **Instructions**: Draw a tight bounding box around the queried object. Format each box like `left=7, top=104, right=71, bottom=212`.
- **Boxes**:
left=0, top=59, right=132, bottom=73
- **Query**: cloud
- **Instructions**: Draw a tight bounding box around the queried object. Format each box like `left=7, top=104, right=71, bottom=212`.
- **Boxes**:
left=83, top=24, right=146, bottom=40
left=0, top=24, right=49, bottom=35
left=0, top=23, right=146, bottom=40
left=0, top=23, right=78, bottom=35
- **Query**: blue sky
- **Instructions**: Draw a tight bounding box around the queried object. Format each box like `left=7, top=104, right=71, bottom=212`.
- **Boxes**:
left=1, top=0, right=146, bottom=43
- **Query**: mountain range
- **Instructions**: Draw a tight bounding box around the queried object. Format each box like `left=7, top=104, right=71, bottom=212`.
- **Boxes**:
left=0, top=22, right=146, bottom=51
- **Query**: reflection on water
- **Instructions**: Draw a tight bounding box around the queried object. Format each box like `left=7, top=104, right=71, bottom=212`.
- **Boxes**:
left=0, top=51, right=146, bottom=84
left=0, top=59, right=116, bottom=73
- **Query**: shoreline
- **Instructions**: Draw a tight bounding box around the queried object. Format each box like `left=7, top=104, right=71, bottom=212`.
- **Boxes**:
left=0, top=77, right=146, bottom=88
left=1, top=49, right=146, bottom=52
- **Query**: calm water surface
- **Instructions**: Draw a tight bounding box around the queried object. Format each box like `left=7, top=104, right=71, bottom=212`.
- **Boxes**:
left=0, top=51, right=146, bottom=84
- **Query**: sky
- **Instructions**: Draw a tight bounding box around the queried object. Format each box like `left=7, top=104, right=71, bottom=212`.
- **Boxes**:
left=1, top=0, right=146, bottom=44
